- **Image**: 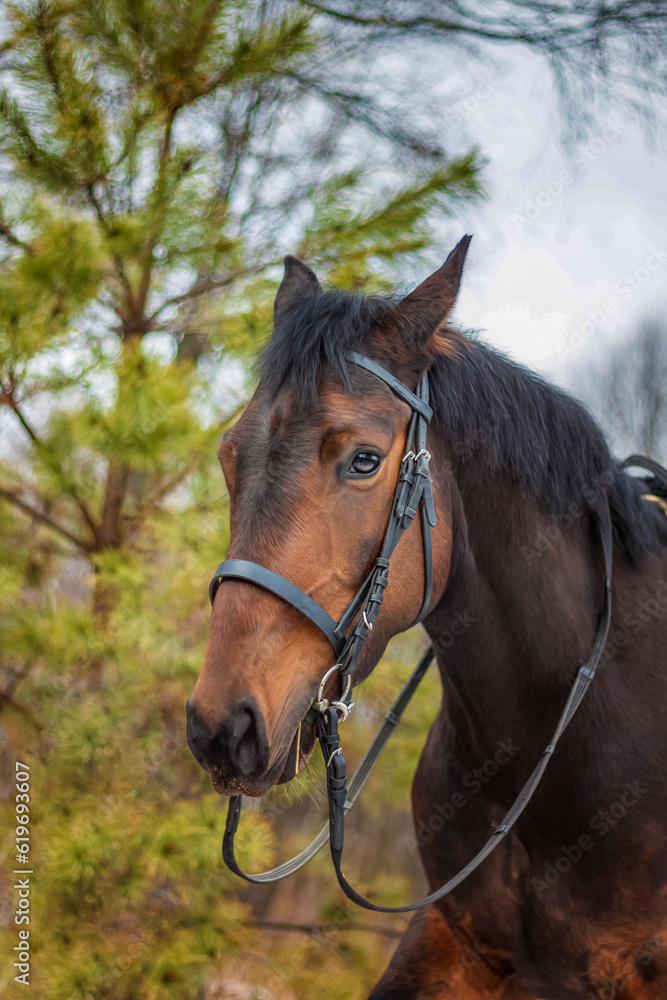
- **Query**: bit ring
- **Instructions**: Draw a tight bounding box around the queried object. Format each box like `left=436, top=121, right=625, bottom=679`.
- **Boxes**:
left=315, top=664, right=351, bottom=712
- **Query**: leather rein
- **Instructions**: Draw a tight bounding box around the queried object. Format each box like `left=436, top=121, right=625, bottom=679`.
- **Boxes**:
left=210, top=353, right=666, bottom=913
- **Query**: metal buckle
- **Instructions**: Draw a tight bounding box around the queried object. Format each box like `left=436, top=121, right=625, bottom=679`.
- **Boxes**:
left=314, top=663, right=352, bottom=715
left=414, top=449, right=431, bottom=462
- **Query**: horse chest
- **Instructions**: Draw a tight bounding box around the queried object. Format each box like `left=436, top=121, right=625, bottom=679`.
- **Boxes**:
left=413, top=728, right=667, bottom=998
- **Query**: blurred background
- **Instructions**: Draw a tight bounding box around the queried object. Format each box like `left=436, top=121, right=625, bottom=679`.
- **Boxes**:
left=0, top=2, right=665, bottom=998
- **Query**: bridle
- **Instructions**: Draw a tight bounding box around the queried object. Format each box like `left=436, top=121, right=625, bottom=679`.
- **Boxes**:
left=209, top=353, right=666, bottom=913
left=209, top=351, right=437, bottom=696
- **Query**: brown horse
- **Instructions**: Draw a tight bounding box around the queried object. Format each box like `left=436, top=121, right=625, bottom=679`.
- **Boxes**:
left=187, top=238, right=667, bottom=999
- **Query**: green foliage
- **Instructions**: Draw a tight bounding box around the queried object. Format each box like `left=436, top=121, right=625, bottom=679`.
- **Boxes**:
left=0, top=2, right=482, bottom=997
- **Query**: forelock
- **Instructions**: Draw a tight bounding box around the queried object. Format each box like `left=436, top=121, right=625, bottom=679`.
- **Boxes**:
left=259, top=289, right=397, bottom=406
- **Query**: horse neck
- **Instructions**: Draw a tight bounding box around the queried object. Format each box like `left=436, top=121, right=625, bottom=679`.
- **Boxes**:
left=424, top=454, right=604, bottom=763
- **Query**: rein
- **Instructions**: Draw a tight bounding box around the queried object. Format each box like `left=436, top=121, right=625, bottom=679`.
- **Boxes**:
left=211, top=358, right=667, bottom=912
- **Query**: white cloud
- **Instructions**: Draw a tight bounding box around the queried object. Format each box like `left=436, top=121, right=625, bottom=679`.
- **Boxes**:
left=431, top=47, right=667, bottom=384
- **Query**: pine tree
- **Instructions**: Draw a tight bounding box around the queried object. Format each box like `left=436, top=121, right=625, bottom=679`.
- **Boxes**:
left=0, top=2, right=481, bottom=998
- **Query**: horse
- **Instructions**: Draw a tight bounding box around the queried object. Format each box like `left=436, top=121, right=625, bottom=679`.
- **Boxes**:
left=187, top=237, right=667, bottom=999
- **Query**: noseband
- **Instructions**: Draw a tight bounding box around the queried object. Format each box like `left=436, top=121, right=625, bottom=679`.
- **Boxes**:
left=210, top=351, right=437, bottom=703
left=208, top=354, right=667, bottom=913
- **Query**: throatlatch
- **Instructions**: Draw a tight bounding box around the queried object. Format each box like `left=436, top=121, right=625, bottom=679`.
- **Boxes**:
left=211, top=353, right=667, bottom=912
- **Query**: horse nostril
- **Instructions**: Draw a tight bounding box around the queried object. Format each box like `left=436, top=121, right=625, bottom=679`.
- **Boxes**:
left=186, top=697, right=214, bottom=768
left=229, top=705, right=264, bottom=776
left=186, top=696, right=269, bottom=780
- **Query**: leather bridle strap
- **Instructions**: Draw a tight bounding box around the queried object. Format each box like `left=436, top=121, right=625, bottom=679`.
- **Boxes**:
left=332, top=368, right=436, bottom=677
left=209, top=559, right=345, bottom=656
left=345, top=351, right=433, bottom=422
left=621, top=455, right=667, bottom=491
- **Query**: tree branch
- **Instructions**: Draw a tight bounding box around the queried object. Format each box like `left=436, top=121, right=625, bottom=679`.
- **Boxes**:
left=245, top=919, right=404, bottom=939
left=0, top=217, right=34, bottom=254
left=132, top=109, right=177, bottom=335
left=2, top=388, right=103, bottom=546
left=0, top=487, right=94, bottom=553
left=0, top=688, right=42, bottom=727
left=147, top=262, right=280, bottom=324
left=0, top=661, right=41, bottom=727
left=99, top=461, right=129, bottom=548
left=4, top=391, right=39, bottom=444
left=302, top=1, right=546, bottom=43
left=86, top=184, right=134, bottom=301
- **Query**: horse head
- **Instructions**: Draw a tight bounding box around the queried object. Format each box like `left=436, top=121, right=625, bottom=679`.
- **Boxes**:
left=186, top=238, right=471, bottom=796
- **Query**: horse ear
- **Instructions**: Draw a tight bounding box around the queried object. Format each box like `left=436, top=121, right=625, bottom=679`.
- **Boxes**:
left=392, top=235, right=472, bottom=356
left=274, top=256, right=321, bottom=315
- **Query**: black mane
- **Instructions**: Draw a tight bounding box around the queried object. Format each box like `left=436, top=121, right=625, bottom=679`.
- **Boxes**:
left=259, top=289, right=667, bottom=562
left=260, top=289, right=398, bottom=402
left=428, top=343, right=667, bottom=562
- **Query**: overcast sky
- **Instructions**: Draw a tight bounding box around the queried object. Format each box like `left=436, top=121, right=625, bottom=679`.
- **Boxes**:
left=421, top=45, right=667, bottom=392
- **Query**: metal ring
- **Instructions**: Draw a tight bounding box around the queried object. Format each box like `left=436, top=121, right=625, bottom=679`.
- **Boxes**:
left=315, top=664, right=351, bottom=712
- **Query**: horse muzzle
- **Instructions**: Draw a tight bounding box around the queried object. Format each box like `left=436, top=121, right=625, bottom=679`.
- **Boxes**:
left=186, top=694, right=317, bottom=796
left=186, top=694, right=271, bottom=794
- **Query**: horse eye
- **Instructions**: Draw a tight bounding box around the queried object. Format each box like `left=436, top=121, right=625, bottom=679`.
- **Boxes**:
left=349, top=452, right=381, bottom=476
